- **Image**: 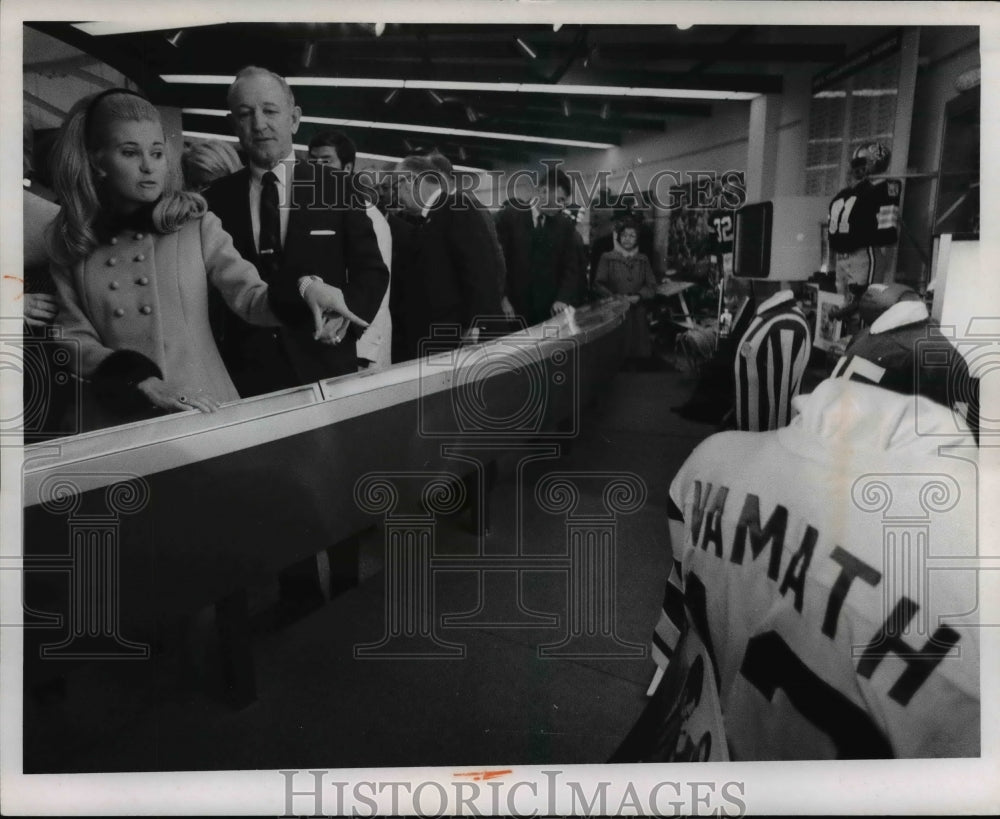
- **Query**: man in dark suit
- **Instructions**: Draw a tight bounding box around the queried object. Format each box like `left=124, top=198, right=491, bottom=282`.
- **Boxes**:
left=391, top=154, right=504, bottom=362
left=424, top=148, right=507, bottom=299
left=203, top=66, right=389, bottom=623
left=496, top=166, right=584, bottom=326
left=204, top=66, right=389, bottom=397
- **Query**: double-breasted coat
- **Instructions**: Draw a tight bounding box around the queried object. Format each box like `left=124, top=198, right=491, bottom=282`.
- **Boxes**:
left=50, top=210, right=279, bottom=428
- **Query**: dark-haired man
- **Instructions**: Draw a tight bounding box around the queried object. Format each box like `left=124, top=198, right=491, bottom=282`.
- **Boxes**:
left=308, top=129, right=393, bottom=369
left=391, top=154, right=503, bottom=361
left=496, top=166, right=584, bottom=326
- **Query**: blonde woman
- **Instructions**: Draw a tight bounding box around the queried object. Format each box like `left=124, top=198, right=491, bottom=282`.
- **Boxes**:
left=47, top=88, right=366, bottom=429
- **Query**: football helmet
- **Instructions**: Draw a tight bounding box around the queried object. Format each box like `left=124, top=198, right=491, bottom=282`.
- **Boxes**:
left=858, top=282, right=920, bottom=325
left=850, top=141, right=891, bottom=181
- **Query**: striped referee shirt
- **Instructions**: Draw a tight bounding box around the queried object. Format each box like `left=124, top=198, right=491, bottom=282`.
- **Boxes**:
left=734, top=290, right=811, bottom=431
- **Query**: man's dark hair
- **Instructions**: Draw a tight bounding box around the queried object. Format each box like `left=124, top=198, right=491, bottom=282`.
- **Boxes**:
left=544, top=166, right=572, bottom=198
left=424, top=148, right=454, bottom=179
left=397, top=154, right=448, bottom=188
left=308, top=129, right=357, bottom=170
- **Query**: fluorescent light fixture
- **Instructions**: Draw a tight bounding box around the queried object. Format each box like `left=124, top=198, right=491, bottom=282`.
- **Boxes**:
left=182, top=130, right=240, bottom=143
left=383, top=88, right=400, bottom=104
left=182, top=108, right=616, bottom=149
left=74, top=22, right=225, bottom=36
left=427, top=90, right=445, bottom=106
left=298, top=115, right=616, bottom=148
left=163, top=74, right=758, bottom=101
left=302, top=42, right=316, bottom=68
left=514, top=37, right=538, bottom=60
left=561, top=100, right=571, bottom=117
left=813, top=90, right=847, bottom=99
left=181, top=130, right=486, bottom=172
left=851, top=88, right=898, bottom=97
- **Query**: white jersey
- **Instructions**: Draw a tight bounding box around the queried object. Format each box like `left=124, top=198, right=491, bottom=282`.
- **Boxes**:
left=653, top=378, right=980, bottom=760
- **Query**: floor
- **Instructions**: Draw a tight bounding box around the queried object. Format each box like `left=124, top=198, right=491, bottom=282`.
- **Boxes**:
left=23, top=366, right=716, bottom=773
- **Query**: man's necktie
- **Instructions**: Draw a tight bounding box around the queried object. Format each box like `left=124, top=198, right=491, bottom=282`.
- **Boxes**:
left=259, top=170, right=281, bottom=280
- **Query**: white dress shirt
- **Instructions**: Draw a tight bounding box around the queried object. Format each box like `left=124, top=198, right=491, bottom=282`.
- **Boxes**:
left=420, top=185, right=444, bottom=219
left=356, top=204, right=393, bottom=368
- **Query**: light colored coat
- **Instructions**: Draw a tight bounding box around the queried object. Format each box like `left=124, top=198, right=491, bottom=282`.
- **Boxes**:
left=50, top=210, right=279, bottom=404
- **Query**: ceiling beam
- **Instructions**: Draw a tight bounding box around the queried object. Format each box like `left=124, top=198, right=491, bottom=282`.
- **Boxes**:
left=597, top=42, right=847, bottom=63
left=65, top=67, right=118, bottom=90
left=26, top=22, right=169, bottom=98
left=686, top=25, right=757, bottom=76
left=24, top=91, right=69, bottom=121
left=182, top=112, right=580, bottom=153
left=561, top=66, right=782, bottom=94
left=23, top=53, right=102, bottom=73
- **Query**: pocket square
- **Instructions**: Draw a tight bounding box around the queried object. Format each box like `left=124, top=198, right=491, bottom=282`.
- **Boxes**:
left=310, top=229, right=337, bottom=236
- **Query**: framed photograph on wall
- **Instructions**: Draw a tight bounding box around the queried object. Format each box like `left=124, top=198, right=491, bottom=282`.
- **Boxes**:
left=814, top=291, right=845, bottom=350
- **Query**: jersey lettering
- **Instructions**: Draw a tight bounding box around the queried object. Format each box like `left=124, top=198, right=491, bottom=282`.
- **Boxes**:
left=741, top=631, right=893, bottom=758
left=856, top=596, right=963, bottom=706
left=822, top=546, right=882, bottom=639
left=731, top=494, right=787, bottom=581
left=832, top=354, right=887, bottom=385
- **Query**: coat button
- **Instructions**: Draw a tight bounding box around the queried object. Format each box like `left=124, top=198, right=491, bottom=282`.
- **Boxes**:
left=134, top=254, right=146, bottom=262
left=113, top=308, right=125, bottom=317
left=109, top=281, right=120, bottom=290
left=140, top=305, right=152, bottom=315
left=134, top=232, right=145, bottom=240
left=107, top=257, right=118, bottom=266
left=136, top=276, right=149, bottom=285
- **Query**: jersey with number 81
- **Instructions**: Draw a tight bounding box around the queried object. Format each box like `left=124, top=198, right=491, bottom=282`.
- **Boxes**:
left=652, top=379, right=979, bottom=760
left=828, top=178, right=901, bottom=253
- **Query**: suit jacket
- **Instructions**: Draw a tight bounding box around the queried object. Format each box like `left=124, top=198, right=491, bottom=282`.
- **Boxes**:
left=204, top=162, right=389, bottom=396
left=393, top=191, right=504, bottom=362
left=496, top=201, right=583, bottom=326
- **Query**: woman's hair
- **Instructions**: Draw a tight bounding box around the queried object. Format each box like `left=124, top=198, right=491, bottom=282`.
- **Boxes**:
left=614, top=219, right=640, bottom=240
left=47, top=89, right=207, bottom=265
left=182, top=139, right=243, bottom=191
